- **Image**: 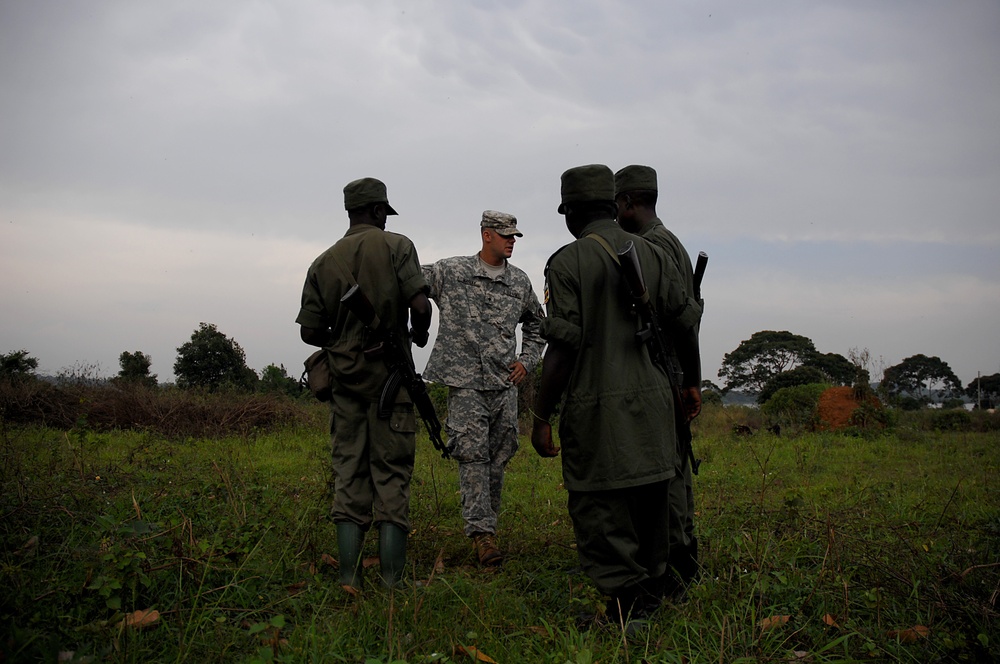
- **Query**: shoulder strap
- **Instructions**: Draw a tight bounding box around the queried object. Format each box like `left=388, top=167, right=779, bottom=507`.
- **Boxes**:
left=585, top=233, right=621, bottom=266
left=330, top=257, right=358, bottom=289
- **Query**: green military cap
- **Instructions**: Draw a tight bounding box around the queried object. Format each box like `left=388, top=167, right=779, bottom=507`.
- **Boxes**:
left=614, top=165, right=657, bottom=195
left=343, top=177, right=399, bottom=215
left=558, top=164, right=615, bottom=214
left=480, top=210, right=523, bottom=237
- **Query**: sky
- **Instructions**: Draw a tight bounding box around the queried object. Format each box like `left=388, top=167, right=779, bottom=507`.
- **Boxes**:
left=2, top=0, right=999, bottom=390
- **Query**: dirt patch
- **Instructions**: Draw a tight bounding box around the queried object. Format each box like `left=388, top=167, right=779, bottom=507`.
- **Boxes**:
left=816, top=386, right=883, bottom=430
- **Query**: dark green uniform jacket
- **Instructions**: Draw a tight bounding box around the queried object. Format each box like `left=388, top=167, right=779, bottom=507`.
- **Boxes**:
left=296, top=224, right=427, bottom=401
left=541, top=218, right=698, bottom=492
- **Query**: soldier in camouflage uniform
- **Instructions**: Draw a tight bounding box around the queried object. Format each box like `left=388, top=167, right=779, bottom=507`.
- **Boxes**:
left=422, top=211, right=545, bottom=566
left=615, top=165, right=702, bottom=598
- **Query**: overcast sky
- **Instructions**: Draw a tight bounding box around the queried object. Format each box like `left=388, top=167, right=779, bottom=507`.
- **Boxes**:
left=2, top=1, right=998, bottom=390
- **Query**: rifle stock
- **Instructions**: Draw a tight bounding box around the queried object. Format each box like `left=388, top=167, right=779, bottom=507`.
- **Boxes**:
left=694, top=251, right=708, bottom=301
left=340, top=284, right=450, bottom=458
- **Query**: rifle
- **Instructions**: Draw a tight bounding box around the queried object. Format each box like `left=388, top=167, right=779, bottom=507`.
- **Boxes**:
left=340, top=284, right=450, bottom=458
left=617, top=241, right=702, bottom=474
left=694, top=251, right=708, bottom=302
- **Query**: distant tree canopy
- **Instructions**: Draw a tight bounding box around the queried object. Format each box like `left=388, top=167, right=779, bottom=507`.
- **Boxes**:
left=718, top=331, right=817, bottom=394
left=803, top=352, right=858, bottom=387
left=174, top=323, right=257, bottom=391
left=117, top=350, right=158, bottom=388
left=758, top=365, right=828, bottom=405
left=1, top=350, right=39, bottom=380
left=965, top=373, right=1000, bottom=407
left=881, top=354, right=962, bottom=404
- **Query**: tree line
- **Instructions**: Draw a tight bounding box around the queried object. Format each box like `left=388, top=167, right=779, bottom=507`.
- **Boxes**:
left=711, top=330, right=998, bottom=410
left=3, top=325, right=997, bottom=410
left=1, top=322, right=301, bottom=397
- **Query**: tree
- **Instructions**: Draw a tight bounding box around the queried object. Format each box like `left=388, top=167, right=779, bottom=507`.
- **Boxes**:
left=718, top=331, right=817, bottom=394
left=965, top=373, right=1000, bottom=409
left=758, top=365, right=829, bottom=405
left=174, top=323, right=257, bottom=391
left=259, top=363, right=300, bottom=397
left=803, top=352, right=856, bottom=386
left=1, top=350, right=39, bottom=380
left=700, top=379, right=723, bottom=393
left=881, top=354, right=962, bottom=405
left=117, top=351, right=158, bottom=388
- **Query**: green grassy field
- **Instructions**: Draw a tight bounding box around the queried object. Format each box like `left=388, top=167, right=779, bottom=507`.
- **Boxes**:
left=2, top=401, right=998, bottom=663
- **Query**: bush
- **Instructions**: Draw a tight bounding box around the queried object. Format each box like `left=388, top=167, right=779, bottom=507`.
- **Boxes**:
left=761, top=383, right=829, bottom=432
left=929, top=409, right=973, bottom=432
left=896, top=395, right=926, bottom=411
left=0, top=378, right=320, bottom=439
left=758, top=366, right=827, bottom=405
left=701, top=389, right=723, bottom=408
left=847, top=396, right=894, bottom=434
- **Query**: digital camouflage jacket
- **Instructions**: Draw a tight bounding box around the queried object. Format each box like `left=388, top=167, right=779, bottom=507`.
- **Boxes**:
left=422, top=255, right=545, bottom=390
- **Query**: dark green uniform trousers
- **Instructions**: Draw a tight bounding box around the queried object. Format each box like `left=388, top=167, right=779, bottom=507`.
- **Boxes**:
left=567, top=479, right=672, bottom=601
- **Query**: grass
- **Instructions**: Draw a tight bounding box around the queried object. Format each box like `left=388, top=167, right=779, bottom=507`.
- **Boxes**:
left=1, top=399, right=999, bottom=663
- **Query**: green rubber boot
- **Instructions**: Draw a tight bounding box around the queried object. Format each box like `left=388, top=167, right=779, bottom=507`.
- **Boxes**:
left=336, top=522, right=365, bottom=590
left=379, top=523, right=408, bottom=588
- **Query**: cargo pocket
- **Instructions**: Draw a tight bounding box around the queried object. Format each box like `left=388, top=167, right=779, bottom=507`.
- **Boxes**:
left=389, top=406, right=417, bottom=434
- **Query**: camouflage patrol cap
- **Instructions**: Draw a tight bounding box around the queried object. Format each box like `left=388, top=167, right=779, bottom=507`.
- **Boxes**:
left=343, top=177, right=399, bottom=215
left=480, top=210, right=523, bottom=237
left=558, top=164, right=615, bottom=214
left=614, top=165, right=657, bottom=195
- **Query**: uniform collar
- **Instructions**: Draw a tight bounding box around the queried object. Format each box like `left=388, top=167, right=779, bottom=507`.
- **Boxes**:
left=640, top=216, right=665, bottom=236
left=344, top=223, right=383, bottom=238
left=577, top=217, right=618, bottom=238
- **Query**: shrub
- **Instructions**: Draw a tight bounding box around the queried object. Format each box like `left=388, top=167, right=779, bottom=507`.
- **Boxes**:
left=896, top=395, right=926, bottom=411
left=929, top=409, right=973, bottom=432
left=0, top=378, right=318, bottom=439
left=701, top=389, right=723, bottom=407
left=758, top=366, right=827, bottom=404
left=761, top=383, right=829, bottom=432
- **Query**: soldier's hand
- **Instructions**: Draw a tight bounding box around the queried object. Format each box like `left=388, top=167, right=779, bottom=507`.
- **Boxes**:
left=410, top=327, right=429, bottom=348
left=681, top=387, right=702, bottom=422
left=507, top=361, right=527, bottom=385
left=531, top=419, right=560, bottom=458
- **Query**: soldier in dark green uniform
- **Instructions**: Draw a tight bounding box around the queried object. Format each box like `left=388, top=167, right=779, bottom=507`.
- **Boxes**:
left=615, top=165, right=703, bottom=597
left=297, top=177, right=431, bottom=590
left=531, top=164, right=701, bottom=624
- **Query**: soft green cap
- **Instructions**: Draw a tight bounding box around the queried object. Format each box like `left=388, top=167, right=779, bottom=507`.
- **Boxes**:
left=343, top=177, right=399, bottom=215
left=558, top=164, right=615, bottom=214
left=614, top=165, right=657, bottom=195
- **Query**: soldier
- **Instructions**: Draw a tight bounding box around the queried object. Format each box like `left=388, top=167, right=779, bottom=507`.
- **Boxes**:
left=297, top=177, right=431, bottom=589
left=422, top=210, right=545, bottom=566
left=615, top=165, right=703, bottom=597
left=531, top=164, right=701, bottom=624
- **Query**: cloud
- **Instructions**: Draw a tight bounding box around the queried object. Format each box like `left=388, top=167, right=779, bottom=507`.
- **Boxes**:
left=1, top=0, right=998, bottom=388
